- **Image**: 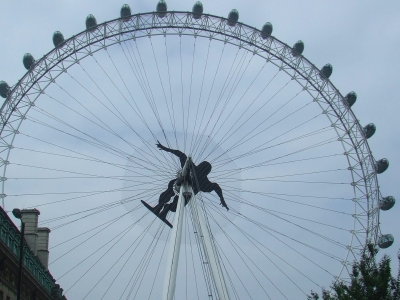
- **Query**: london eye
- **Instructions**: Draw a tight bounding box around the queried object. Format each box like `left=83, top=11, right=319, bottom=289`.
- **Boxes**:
left=0, top=2, right=397, bottom=299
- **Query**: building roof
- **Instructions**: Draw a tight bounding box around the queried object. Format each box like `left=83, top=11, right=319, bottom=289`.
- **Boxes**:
left=0, top=206, right=65, bottom=298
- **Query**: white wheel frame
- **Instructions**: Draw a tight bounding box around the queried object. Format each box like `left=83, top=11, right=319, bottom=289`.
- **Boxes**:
left=0, top=10, right=382, bottom=297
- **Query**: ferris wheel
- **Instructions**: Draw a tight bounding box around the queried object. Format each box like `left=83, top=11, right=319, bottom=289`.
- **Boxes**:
left=0, top=1, right=395, bottom=299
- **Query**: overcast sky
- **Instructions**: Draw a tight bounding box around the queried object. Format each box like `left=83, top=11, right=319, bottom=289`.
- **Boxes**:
left=0, top=1, right=399, bottom=299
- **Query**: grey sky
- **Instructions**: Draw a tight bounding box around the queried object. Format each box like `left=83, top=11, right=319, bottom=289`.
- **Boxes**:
left=0, top=1, right=399, bottom=299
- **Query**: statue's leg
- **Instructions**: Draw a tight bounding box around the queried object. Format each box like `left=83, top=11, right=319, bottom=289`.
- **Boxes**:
left=153, top=179, right=176, bottom=214
left=159, top=195, right=178, bottom=219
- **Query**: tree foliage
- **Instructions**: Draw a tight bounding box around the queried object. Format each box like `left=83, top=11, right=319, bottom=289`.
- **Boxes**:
left=308, top=244, right=400, bottom=300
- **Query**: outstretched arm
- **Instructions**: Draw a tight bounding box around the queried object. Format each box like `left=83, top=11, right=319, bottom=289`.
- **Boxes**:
left=212, top=183, right=229, bottom=211
left=156, top=140, right=187, bottom=167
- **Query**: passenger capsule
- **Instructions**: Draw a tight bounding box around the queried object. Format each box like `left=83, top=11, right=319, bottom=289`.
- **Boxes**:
left=0, top=81, right=10, bottom=98
left=363, top=123, right=376, bottom=139
left=227, top=9, right=239, bottom=26
left=192, top=1, right=203, bottom=20
left=156, top=0, right=167, bottom=18
left=375, top=158, right=389, bottom=174
left=86, top=14, right=97, bottom=30
left=292, top=40, right=304, bottom=57
left=53, top=31, right=65, bottom=47
left=260, top=22, right=273, bottom=39
left=23, top=53, right=35, bottom=70
left=345, top=91, right=357, bottom=107
left=378, top=234, right=394, bottom=249
left=120, top=4, right=132, bottom=21
left=320, top=63, right=333, bottom=79
left=380, top=196, right=395, bottom=211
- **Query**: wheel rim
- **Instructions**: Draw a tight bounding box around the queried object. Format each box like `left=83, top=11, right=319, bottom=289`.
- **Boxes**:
left=0, top=11, right=381, bottom=299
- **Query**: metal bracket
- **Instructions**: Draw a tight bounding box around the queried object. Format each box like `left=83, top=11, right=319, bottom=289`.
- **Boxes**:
left=183, top=191, right=192, bottom=202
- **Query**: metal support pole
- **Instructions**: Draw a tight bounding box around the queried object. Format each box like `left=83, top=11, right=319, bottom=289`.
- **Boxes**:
left=162, top=158, right=193, bottom=300
left=191, top=197, right=230, bottom=300
left=17, top=221, right=25, bottom=300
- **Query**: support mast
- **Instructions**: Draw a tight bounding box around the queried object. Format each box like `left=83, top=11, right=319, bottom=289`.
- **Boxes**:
left=162, top=156, right=230, bottom=300
left=190, top=195, right=230, bottom=300
left=162, top=158, right=192, bottom=300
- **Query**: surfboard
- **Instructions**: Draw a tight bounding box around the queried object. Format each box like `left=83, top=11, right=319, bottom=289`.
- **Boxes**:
left=141, top=200, right=173, bottom=228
